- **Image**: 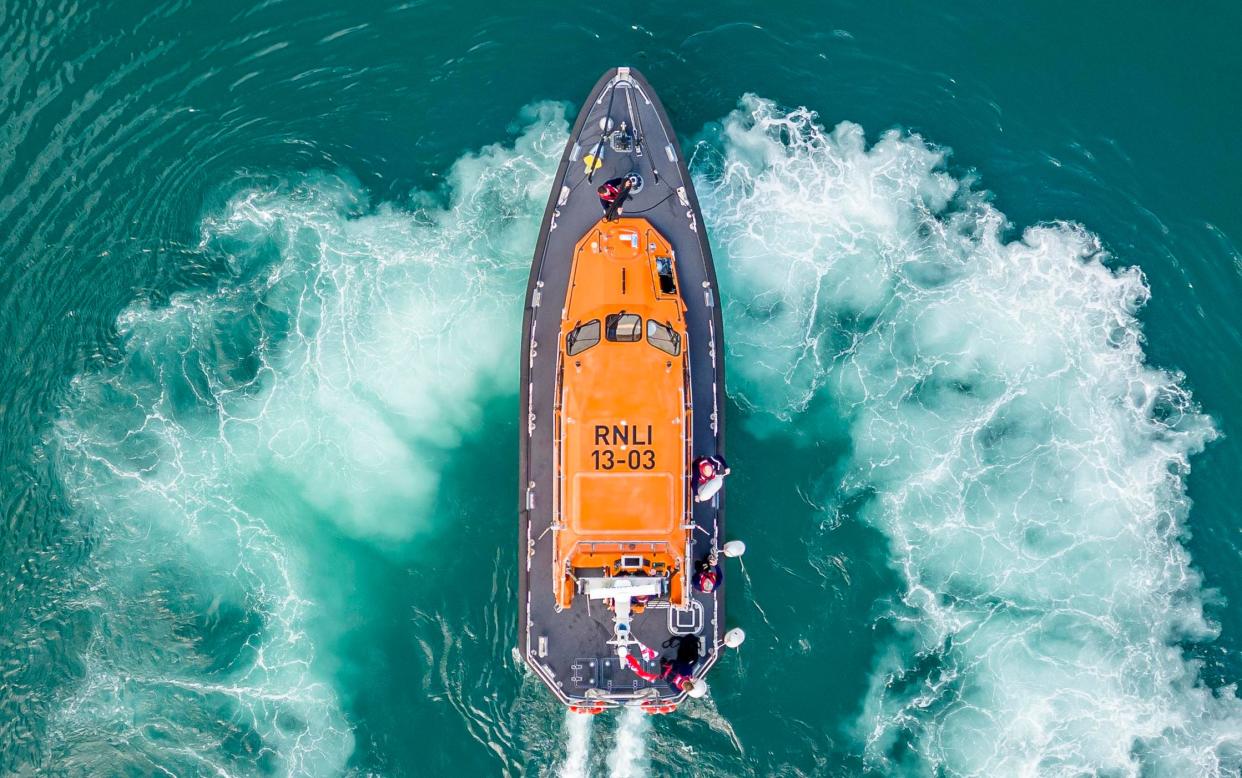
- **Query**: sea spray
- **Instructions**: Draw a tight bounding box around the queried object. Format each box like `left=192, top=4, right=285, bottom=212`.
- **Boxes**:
left=697, top=96, right=1242, bottom=776
left=49, top=104, right=569, bottom=774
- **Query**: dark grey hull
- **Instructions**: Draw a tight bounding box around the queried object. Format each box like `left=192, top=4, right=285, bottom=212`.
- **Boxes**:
left=517, top=67, right=726, bottom=707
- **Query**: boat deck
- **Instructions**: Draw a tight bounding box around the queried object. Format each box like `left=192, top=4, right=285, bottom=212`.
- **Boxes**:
left=518, top=67, right=727, bottom=707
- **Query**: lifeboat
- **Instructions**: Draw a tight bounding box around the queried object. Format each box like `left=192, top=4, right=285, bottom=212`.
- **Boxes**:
left=518, top=68, right=727, bottom=712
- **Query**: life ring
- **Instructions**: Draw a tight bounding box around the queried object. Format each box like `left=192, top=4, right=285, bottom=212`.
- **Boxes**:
left=640, top=702, right=677, bottom=715
left=569, top=703, right=607, bottom=715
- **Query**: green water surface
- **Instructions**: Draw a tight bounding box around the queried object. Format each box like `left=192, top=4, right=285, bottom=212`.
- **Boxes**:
left=2, top=2, right=1241, bottom=775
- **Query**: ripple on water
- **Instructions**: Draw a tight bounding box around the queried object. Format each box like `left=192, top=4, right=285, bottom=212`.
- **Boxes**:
left=27, top=98, right=567, bottom=773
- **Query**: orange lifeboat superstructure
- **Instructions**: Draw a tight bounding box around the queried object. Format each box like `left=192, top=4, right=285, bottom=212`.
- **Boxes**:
left=552, top=219, right=692, bottom=610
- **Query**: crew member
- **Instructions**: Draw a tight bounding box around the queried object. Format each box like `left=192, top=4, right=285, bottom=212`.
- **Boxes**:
left=597, top=174, right=638, bottom=220
left=660, top=635, right=701, bottom=691
left=692, top=454, right=730, bottom=503
left=624, top=636, right=701, bottom=692
left=692, top=554, right=723, bottom=594
left=607, top=569, right=650, bottom=613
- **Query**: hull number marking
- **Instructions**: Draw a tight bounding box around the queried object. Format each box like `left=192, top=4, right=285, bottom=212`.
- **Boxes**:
left=591, top=424, right=656, bottom=470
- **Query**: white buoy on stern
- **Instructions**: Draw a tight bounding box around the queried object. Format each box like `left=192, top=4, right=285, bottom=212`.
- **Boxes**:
left=723, top=628, right=746, bottom=649
left=722, top=540, right=746, bottom=558
left=682, top=678, right=708, bottom=699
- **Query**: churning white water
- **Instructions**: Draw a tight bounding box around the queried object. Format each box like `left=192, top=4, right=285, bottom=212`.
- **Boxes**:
left=698, top=96, right=1242, bottom=776
left=47, top=89, right=1242, bottom=775
left=51, top=105, right=568, bottom=775
left=559, top=710, right=594, bottom=778
left=605, top=707, right=651, bottom=778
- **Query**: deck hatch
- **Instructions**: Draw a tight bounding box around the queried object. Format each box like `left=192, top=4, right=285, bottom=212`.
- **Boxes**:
left=655, top=256, right=677, bottom=295
left=571, top=472, right=675, bottom=535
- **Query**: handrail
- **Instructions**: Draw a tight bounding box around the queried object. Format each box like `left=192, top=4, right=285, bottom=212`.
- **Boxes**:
left=569, top=540, right=675, bottom=553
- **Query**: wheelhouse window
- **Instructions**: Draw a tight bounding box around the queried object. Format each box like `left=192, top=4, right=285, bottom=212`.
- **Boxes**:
left=605, top=313, right=642, bottom=342
left=646, top=320, right=681, bottom=356
left=566, top=319, right=601, bottom=355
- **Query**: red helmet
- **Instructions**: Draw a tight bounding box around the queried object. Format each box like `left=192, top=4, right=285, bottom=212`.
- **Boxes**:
left=698, top=460, right=715, bottom=478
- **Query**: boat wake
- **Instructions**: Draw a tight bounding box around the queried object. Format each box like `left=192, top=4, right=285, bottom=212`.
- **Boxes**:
left=558, top=710, right=593, bottom=778
left=49, top=105, right=568, bottom=774
left=552, top=707, right=651, bottom=778
left=41, top=92, right=1242, bottom=775
left=605, top=708, right=651, bottom=778
left=697, top=95, right=1242, bottom=776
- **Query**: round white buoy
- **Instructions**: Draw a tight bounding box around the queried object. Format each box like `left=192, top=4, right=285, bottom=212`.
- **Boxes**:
left=683, top=678, right=708, bottom=699
left=723, top=628, right=746, bottom=648
left=722, top=540, right=746, bottom=558
left=598, top=117, right=614, bottom=132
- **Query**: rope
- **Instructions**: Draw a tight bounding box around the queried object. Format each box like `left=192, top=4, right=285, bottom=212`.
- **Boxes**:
left=628, top=82, right=661, bottom=184
left=586, top=78, right=619, bottom=184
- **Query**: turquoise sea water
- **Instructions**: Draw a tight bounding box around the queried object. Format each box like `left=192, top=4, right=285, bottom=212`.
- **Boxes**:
left=3, top=1, right=1242, bottom=775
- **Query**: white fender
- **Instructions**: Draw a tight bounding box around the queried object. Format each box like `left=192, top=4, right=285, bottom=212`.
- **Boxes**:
left=683, top=678, right=708, bottom=698
left=695, top=476, right=723, bottom=503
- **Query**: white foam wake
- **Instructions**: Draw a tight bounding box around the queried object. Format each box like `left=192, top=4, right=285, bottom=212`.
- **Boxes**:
left=605, top=707, right=651, bottom=778
left=559, top=711, right=594, bottom=778
left=50, top=103, right=569, bottom=774
left=698, top=96, right=1242, bottom=776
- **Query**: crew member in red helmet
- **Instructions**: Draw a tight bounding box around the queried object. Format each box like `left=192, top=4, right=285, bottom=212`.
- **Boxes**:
left=692, top=454, right=730, bottom=503
left=692, top=553, right=723, bottom=594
